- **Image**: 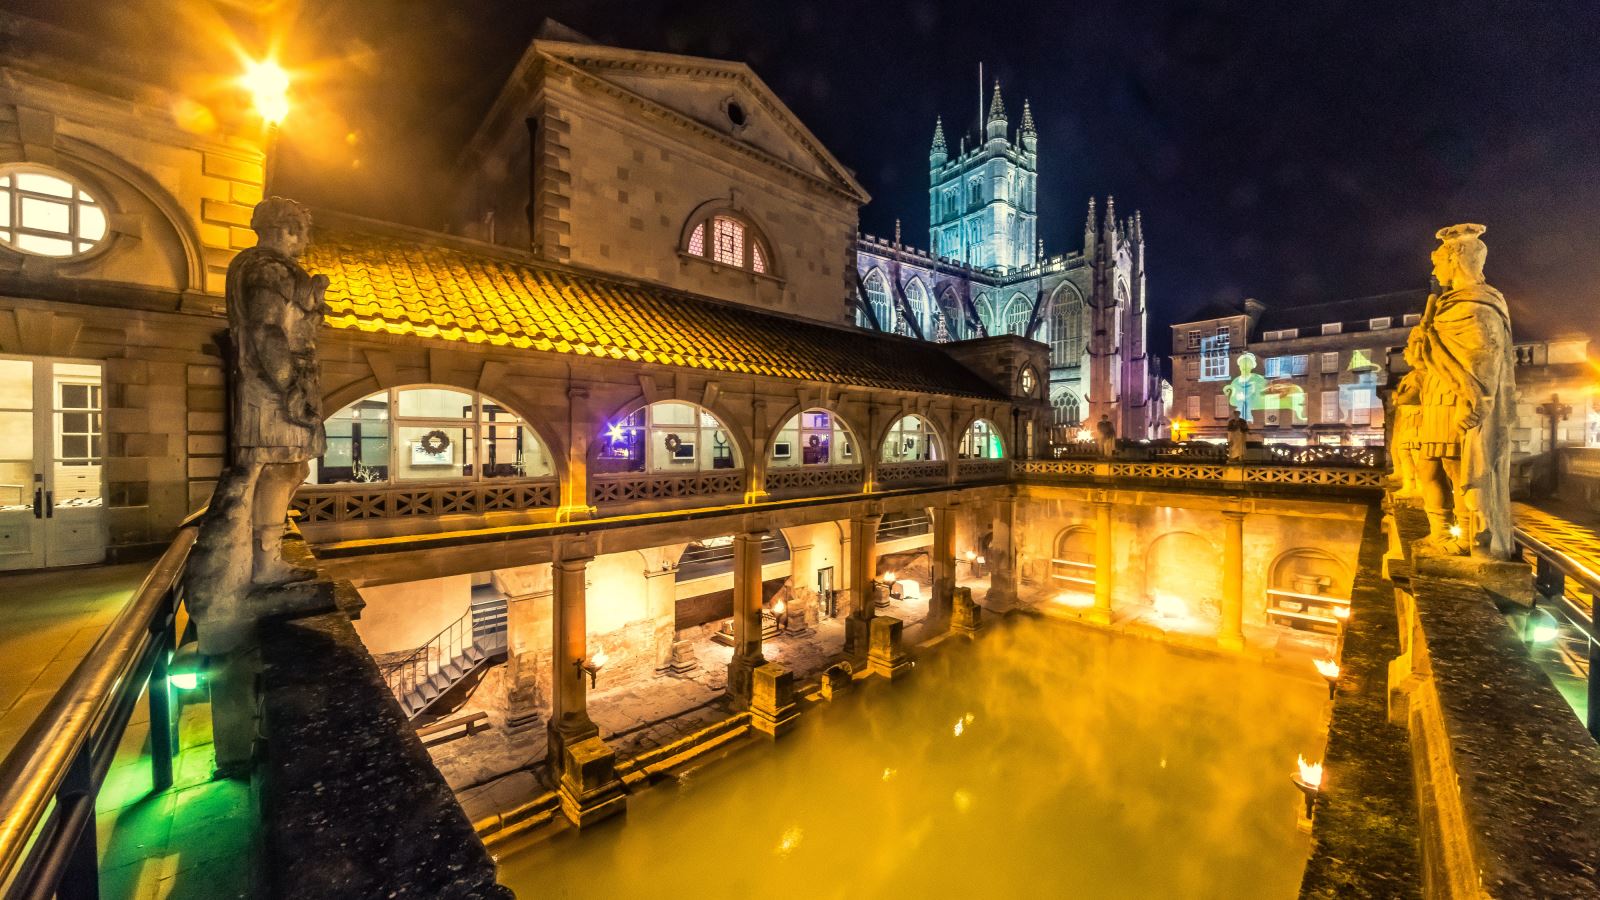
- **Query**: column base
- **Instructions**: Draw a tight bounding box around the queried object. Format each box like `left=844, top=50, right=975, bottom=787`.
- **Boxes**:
left=1083, top=606, right=1113, bottom=626
left=657, top=640, right=700, bottom=678
left=749, top=663, right=800, bottom=738
left=843, top=615, right=873, bottom=659
left=867, top=616, right=914, bottom=681
left=951, top=588, right=983, bottom=634
left=1217, top=633, right=1245, bottom=653
left=725, top=652, right=765, bottom=709
left=555, top=734, right=627, bottom=828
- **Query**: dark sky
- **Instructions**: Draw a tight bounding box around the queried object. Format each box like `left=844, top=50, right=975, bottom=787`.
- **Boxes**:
left=17, top=0, right=1600, bottom=347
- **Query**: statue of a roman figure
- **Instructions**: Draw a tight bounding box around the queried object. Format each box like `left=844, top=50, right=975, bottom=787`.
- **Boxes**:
left=186, top=197, right=327, bottom=652
left=1388, top=333, right=1425, bottom=498
left=1413, top=224, right=1515, bottom=558
left=1095, top=414, right=1117, bottom=458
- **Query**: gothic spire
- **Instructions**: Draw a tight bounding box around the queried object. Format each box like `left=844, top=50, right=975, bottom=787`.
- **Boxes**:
left=931, top=116, right=947, bottom=153
left=987, top=81, right=1007, bottom=124
left=1085, top=197, right=1097, bottom=253
left=1020, top=99, right=1036, bottom=135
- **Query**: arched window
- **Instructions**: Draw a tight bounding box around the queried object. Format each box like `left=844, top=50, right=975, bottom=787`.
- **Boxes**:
left=771, top=408, right=856, bottom=468
left=309, top=386, right=554, bottom=485
left=862, top=269, right=894, bottom=332
left=903, top=277, right=931, bottom=337
left=596, top=400, right=739, bottom=474
left=936, top=288, right=964, bottom=342
left=1049, top=292, right=1085, bottom=366
left=968, top=178, right=982, bottom=208
left=1053, top=391, right=1082, bottom=428
left=881, top=415, right=941, bottom=462
left=683, top=211, right=772, bottom=274
left=959, top=419, right=1004, bottom=459
left=0, top=166, right=108, bottom=258
left=1005, top=293, right=1032, bottom=336
left=974, top=293, right=996, bottom=334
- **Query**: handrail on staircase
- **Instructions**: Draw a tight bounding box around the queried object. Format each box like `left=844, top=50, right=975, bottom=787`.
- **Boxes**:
left=380, top=609, right=475, bottom=705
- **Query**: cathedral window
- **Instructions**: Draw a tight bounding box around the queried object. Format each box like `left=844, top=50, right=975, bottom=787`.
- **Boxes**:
left=1004, top=293, right=1031, bottom=336
left=1049, top=295, right=1084, bottom=365
left=0, top=167, right=109, bottom=258
left=1053, top=392, right=1081, bottom=428
left=862, top=269, right=894, bottom=332
left=968, top=178, right=982, bottom=207
left=682, top=210, right=773, bottom=275
left=904, top=278, right=931, bottom=337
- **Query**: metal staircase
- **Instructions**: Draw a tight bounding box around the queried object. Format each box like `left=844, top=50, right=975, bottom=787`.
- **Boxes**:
left=382, top=587, right=509, bottom=720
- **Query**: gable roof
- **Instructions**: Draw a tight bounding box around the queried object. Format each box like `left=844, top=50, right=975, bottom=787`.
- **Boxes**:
left=304, top=218, right=1001, bottom=400
left=460, top=37, right=869, bottom=204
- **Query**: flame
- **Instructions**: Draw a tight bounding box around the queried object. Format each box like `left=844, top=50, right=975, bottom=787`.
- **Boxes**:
left=1296, top=755, right=1323, bottom=788
left=964, top=550, right=977, bottom=562
left=772, top=599, right=787, bottom=616
left=240, top=58, right=290, bottom=125
left=1332, top=606, right=1351, bottom=620
left=953, top=718, right=964, bottom=737
left=589, top=649, right=610, bottom=669
left=881, top=571, right=897, bottom=584
left=1313, top=658, right=1341, bottom=679
left=1448, top=525, right=1464, bottom=539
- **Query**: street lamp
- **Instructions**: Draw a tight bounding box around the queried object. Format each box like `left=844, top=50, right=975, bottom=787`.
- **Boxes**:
left=240, top=57, right=291, bottom=192
left=577, top=649, right=609, bottom=688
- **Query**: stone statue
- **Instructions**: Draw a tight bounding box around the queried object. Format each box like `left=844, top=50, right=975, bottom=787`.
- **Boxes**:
left=1223, top=351, right=1268, bottom=421
left=1413, top=224, right=1515, bottom=558
left=1095, top=414, right=1117, bottom=458
left=1389, top=333, right=1425, bottom=498
left=186, top=197, right=328, bottom=653
left=1226, top=415, right=1249, bottom=462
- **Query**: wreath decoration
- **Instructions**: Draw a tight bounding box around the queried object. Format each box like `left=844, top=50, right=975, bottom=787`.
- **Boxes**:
left=808, top=434, right=822, bottom=448
left=420, top=429, right=452, bottom=456
left=664, top=433, right=683, bottom=452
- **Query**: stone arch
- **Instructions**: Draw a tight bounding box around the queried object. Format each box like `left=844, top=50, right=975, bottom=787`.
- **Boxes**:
left=955, top=416, right=1007, bottom=459
left=875, top=412, right=945, bottom=463
left=680, top=199, right=778, bottom=276
left=1143, top=530, right=1221, bottom=618
left=764, top=404, right=865, bottom=467
left=592, top=395, right=751, bottom=475
left=1050, top=525, right=1096, bottom=593
left=1267, top=548, right=1351, bottom=599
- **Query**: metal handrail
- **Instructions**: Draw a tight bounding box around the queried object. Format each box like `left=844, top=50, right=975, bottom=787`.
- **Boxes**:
left=1513, top=526, right=1598, bottom=636
left=381, top=609, right=473, bottom=704
left=0, top=524, right=195, bottom=898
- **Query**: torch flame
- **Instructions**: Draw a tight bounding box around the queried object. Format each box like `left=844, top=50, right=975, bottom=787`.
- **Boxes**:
left=772, top=599, right=787, bottom=616
left=240, top=58, right=291, bottom=125
left=1296, top=755, right=1323, bottom=788
left=881, top=571, right=896, bottom=584
left=1332, top=606, right=1351, bottom=620
left=589, top=649, right=610, bottom=669
left=1313, top=658, right=1341, bottom=679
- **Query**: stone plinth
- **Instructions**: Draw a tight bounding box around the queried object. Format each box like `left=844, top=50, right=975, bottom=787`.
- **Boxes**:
left=843, top=615, right=872, bottom=660
left=867, top=616, right=913, bottom=681
left=555, top=735, right=626, bottom=828
left=1411, top=552, right=1533, bottom=608
left=725, top=652, right=763, bottom=709
left=748, top=663, right=800, bottom=738
left=951, top=587, right=983, bottom=634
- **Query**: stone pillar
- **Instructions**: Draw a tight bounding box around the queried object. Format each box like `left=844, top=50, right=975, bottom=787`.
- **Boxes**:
left=1090, top=496, right=1114, bottom=625
left=868, top=616, right=913, bottom=680
left=862, top=406, right=882, bottom=493
left=493, top=564, right=552, bottom=731
left=1220, top=509, right=1246, bottom=652
left=646, top=564, right=678, bottom=676
left=929, top=502, right=958, bottom=632
left=745, top=398, right=770, bottom=504
left=952, top=586, right=983, bottom=634
left=987, top=494, right=1018, bottom=608
left=560, top=386, right=592, bottom=522
left=844, top=512, right=882, bottom=658
left=546, top=551, right=624, bottom=826
left=726, top=531, right=767, bottom=707
left=749, top=663, right=800, bottom=737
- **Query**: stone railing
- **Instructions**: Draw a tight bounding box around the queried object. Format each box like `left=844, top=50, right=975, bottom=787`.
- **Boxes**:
left=1015, top=459, right=1384, bottom=489
left=765, top=464, right=864, bottom=496
left=293, top=479, right=559, bottom=524
left=1266, top=444, right=1385, bottom=468
left=877, top=460, right=949, bottom=486
left=956, top=458, right=1009, bottom=480
left=590, top=470, right=746, bottom=505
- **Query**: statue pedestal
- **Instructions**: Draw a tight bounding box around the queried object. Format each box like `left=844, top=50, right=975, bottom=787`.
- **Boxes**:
left=1413, top=552, right=1533, bottom=608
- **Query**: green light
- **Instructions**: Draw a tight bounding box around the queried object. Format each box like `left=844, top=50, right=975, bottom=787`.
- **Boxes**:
left=168, top=641, right=206, bottom=692
left=169, top=671, right=200, bottom=691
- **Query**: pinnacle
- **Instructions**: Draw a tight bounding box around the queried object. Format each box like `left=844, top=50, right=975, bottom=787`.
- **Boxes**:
left=931, top=116, right=947, bottom=152
left=1020, top=99, right=1036, bottom=134
left=987, top=81, right=1006, bottom=123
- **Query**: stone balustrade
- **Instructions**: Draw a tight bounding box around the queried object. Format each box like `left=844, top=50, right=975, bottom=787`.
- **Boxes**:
left=877, top=460, right=949, bottom=486
left=765, top=464, right=864, bottom=496
left=292, top=479, right=559, bottom=524
left=589, top=470, right=746, bottom=505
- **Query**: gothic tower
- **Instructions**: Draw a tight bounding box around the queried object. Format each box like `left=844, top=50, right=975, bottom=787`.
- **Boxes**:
left=927, top=82, right=1037, bottom=271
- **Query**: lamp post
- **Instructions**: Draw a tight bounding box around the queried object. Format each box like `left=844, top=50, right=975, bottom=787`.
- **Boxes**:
left=1535, top=394, right=1572, bottom=496
left=577, top=649, right=609, bottom=689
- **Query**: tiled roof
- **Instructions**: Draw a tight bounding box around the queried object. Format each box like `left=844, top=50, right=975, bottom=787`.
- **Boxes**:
left=305, top=227, right=1004, bottom=399
left=1254, top=290, right=1428, bottom=333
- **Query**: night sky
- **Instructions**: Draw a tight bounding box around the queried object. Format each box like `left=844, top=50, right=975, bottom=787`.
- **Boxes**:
left=17, top=1, right=1600, bottom=348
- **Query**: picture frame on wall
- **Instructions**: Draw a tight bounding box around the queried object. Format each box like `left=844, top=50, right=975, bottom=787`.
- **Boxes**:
left=773, top=441, right=792, bottom=459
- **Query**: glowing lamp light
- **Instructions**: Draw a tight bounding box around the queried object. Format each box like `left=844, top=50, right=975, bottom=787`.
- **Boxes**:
left=1291, top=754, right=1323, bottom=820
left=168, top=642, right=205, bottom=692
left=880, top=571, right=896, bottom=585
left=953, top=718, right=965, bottom=737
left=964, top=550, right=977, bottom=562
left=578, top=649, right=609, bottom=688
left=1530, top=607, right=1561, bottom=643
left=1448, top=524, right=1464, bottom=539
left=1314, top=658, right=1341, bottom=698
left=772, top=599, right=787, bottom=617
left=241, top=58, right=291, bottom=126
left=1332, top=605, right=1351, bottom=621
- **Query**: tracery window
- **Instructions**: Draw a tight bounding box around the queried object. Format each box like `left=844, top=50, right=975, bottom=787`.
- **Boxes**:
left=968, top=178, right=982, bottom=208
left=903, top=277, right=931, bottom=336
left=1049, top=295, right=1084, bottom=365
left=770, top=408, right=856, bottom=468
left=863, top=269, right=895, bottom=332
left=1005, top=293, right=1032, bottom=336
left=0, top=167, right=108, bottom=258
left=683, top=211, right=772, bottom=274
left=1053, top=392, right=1081, bottom=428
left=309, top=387, right=554, bottom=485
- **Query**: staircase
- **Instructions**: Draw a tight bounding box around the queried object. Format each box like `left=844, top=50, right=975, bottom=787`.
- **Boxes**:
left=383, top=588, right=509, bottom=720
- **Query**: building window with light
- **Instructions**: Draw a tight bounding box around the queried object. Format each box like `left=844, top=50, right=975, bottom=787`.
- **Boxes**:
left=597, top=401, right=738, bottom=474
left=1050, top=295, right=1084, bottom=365
left=770, top=408, right=855, bottom=467
left=309, top=387, right=554, bottom=485
left=959, top=419, right=1004, bottom=459
left=881, top=415, right=941, bottom=462
left=682, top=211, right=772, bottom=274
left=1199, top=334, right=1230, bottom=381
left=0, top=167, right=109, bottom=258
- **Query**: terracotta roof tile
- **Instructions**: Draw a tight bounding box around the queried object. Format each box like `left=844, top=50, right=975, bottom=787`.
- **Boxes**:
left=306, top=228, right=1003, bottom=400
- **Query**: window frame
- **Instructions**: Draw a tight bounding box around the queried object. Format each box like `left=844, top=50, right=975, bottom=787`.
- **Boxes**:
left=0, top=165, right=114, bottom=261
left=681, top=209, right=777, bottom=277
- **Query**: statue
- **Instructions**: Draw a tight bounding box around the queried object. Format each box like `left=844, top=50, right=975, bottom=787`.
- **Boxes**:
left=1226, top=415, right=1249, bottom=462
left=1412, top=224, right=1515, bottom=558
left=1095, top=414, right=1117, bottom=458
left=1223, top=351, right=1268, bottom=421
left=1389, top=333, right=1425, bottom=498
left=186, top=197, right=329, bottom=653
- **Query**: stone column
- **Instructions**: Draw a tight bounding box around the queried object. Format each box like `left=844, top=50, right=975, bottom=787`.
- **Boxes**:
left=560, top=386, right=592, bottom=522
left=546, top=550, right=625, bottom=826
left=1090, top=495, right=1114, bottom=625
left=928, top=501, right=958, bottom=632
left=726, top=530, right=767, bottom=707
left=1219, top=509, right=1246, bottom=652
left=745, top=398, right=770, bottom=504
left=844, top=512, right=882, bottom=658
left=987, top=494, right=1018, bottom=609
left=789, top=540, right=815, bottom=625
left=493, top=564, right=552, bottom=731
left=646, top=563, right=678, bottom=675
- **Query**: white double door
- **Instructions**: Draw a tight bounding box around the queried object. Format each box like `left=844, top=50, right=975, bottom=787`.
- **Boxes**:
left=0, top=355, right=107, bottom=570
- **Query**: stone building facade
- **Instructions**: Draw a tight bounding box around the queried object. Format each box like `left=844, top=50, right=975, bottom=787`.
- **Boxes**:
left=852, top=84, right=1163, bottom=440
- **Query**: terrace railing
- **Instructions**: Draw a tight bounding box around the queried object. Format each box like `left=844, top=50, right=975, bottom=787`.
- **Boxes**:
left=876, top=461, right=948, bottom=486
left=293, top=478, right=559, bottom=524
left=590, top=470, right=746, bottom=505
left=1512, top=525, right=1600, bottom=741
left=765, top=464, right=864, bottom=497
left=0, top=518, right=195, bottom=899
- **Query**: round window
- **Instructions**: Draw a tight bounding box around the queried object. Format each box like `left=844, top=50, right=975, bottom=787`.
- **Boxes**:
left=0, top=168, right=108, bottom=258
left=1020, top=367, right=1037, bottom=396
left=725, top=100, right=748, bottom=129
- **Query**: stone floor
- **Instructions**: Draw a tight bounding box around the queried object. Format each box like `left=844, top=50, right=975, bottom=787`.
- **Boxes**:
left=0, top=561, right=147, bottom=756
left=96, top=694, right=255, bottom=899
left=442, top=584, right=936, bottom=823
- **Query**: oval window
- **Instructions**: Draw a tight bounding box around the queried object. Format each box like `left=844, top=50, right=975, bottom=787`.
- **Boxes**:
left=0, top=168, right=108, bottom=258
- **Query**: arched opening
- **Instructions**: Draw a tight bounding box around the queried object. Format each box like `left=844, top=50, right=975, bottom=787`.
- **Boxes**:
left=974, top=292, right=997, bottom=335
left=1268, top=548, right=1350, bottom=599
left=770, top=408, right=857, bottom=468
left=1050, top=526, right=1096, bottom=597
left=309, top=386, right=555, bottom=485
left=1049, top=289, right=1085, bottom=366
left=958, top=419, right=1005, bottom=459
left=595, top=400, right=741, bottom=475
left=683, top=209, right=773, bottom=274
left=880, top=414, right=942, bottom=463
left=1144, top=531, right=1221, bottom=622
left=1004, top=293, right=1032, bottom=336
left=862, top=268, right=894, bottom=333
